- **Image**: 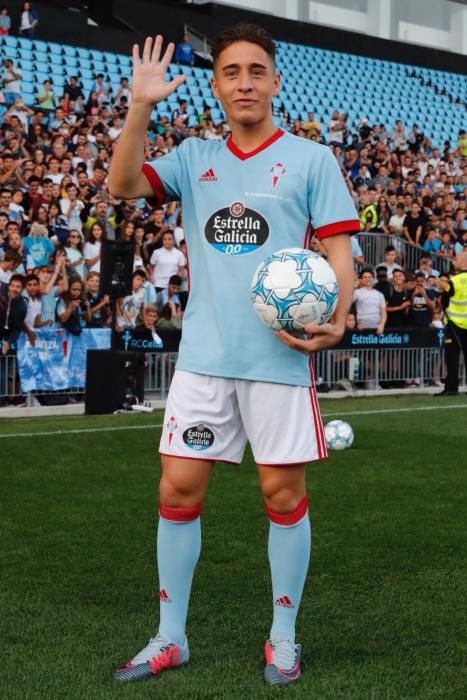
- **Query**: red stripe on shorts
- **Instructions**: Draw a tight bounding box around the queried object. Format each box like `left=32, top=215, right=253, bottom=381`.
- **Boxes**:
left=308, top=356, right=327, bottom=459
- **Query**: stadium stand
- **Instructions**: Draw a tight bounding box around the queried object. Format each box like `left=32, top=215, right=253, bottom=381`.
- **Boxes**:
left=0, top=34, right=464, bottom=146
left=0, top=28, right=465, bottom=405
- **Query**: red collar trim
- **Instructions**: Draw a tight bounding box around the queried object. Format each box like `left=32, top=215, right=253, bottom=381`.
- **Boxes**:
left=226, top=128, right=284, bottom=160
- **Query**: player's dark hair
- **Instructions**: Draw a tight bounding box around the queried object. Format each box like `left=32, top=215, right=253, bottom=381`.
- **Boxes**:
left=211, top=23, right=276, bottom=67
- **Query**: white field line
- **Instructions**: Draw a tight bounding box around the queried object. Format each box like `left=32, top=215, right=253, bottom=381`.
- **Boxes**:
left=0, top=402, right=466, bottom=439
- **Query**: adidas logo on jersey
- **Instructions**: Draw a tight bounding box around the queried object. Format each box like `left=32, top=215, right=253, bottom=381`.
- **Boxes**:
left=199, top=167, right=218, bottom=182
left=274, top=595, right=294, bottom=608
left=160, top=589, right=172, bottom=603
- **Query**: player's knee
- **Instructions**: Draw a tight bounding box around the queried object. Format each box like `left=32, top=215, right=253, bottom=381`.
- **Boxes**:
left=262, top=486, right=305, bottom=514
left=265, top=493, right=308, bottom=524
left=159, top=472, right=200, bottom=507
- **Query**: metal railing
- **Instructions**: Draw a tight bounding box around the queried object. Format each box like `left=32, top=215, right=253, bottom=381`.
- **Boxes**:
left=356, top=232, right=452, bottom=274
left=2, top=348, right=465, bottom=405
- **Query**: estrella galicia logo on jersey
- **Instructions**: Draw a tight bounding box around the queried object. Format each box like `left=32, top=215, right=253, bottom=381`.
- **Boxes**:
left=183, top=423, right=214, bottom=451
left=204, top=202, right=269, bottom=255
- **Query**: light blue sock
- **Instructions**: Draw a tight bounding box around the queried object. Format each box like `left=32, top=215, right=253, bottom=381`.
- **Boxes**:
left=157, top=514, right=201, bottom=646
left=268, top=513, right=311, bottom=641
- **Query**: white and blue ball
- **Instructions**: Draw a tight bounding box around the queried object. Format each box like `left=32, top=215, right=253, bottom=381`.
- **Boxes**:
left=324, top=420, right=354, bottom=450
left=250, top=248, right=339, bottom=331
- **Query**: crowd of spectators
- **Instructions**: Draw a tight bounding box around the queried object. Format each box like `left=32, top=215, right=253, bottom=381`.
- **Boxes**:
left=0, top=38, right=465, bottom=404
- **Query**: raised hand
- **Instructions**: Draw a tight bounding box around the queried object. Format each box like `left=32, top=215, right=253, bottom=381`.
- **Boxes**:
left=132, top=36, right=186, bottom=107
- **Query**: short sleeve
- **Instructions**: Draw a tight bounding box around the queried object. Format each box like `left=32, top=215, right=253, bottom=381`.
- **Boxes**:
left=142, top=144, right=185, bottom=208
left=177, top=251, right=186, bottom=266
left=308, top=148, right=360, bottom=240
left=56, top=299, right=66, bottom=316
left=83, top=242, right=94, bottom=258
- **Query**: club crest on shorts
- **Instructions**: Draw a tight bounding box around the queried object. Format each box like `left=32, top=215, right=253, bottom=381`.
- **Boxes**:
left=204, top=201, right=269, bottom=255
left=183, top=423, right=215, bottom=450
left=166, top=415, right=178, bottom=445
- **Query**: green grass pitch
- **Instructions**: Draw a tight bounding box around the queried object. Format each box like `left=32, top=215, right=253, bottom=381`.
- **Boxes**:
left=1, top=395, right=467, bottom=699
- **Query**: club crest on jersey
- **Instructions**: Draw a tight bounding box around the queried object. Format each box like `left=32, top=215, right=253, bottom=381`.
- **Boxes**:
left=204, top=201, right=270, bottom=255
left=270, top=162, right=286, bottom=188
left=183, top=423, right=215, bottom=450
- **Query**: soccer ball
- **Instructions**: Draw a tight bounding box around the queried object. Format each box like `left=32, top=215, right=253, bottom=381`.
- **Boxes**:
left=324, top=420, right=354, bottom=450
left=250, top=248, right=339, bottom=331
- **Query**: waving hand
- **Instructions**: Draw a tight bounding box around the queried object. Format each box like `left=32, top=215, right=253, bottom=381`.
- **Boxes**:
left=131, top=35, right=186, bottom=106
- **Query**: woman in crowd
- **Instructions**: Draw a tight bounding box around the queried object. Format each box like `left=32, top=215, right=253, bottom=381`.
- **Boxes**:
left=84, top=221, right=105, bottom=273
left=149, top=230, right=186, bottom=293
left=65, top=229, right=85, bottom=280
left=48, top=201, right=70, bottom=246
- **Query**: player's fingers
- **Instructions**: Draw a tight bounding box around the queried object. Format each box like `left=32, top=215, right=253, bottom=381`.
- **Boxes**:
left=150, top=34, right=163, bottom=63
left=160, top=41, right=175, bottom=68
left=275, top=330, right=310, bottom=354
left=142, top=36, right=153, bottom=63
left=132, top=43, right=141, bottom=65
left=304, top=321, right=329, bottom=335
left=168, top=75, right=186, bottom=92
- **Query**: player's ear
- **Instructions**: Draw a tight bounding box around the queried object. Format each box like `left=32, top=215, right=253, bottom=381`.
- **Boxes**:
left=272, top=71, right=281, bottom=97
left=210, top=75, right=219, bottom=99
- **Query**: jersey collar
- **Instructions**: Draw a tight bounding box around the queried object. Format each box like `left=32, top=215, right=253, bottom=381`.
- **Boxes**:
left=226, top=128, right=284, bottom=161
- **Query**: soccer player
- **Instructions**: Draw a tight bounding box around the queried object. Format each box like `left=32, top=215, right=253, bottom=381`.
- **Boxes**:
left=109, top=24, right=359, bottom=685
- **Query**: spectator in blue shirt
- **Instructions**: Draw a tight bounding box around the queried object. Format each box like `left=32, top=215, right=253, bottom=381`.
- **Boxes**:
left=175, top=33, right=194, bottom=66
left=422, top=226, right=442, bottom=259
left=23, top=222, right=55, bottom=270
left=0, top=7, right=11, bottom=36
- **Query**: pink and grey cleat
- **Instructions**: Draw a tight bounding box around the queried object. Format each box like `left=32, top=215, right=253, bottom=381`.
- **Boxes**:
left=264, top=636, right=302, bottom=685
left=114, top=634, right=189, bottom=682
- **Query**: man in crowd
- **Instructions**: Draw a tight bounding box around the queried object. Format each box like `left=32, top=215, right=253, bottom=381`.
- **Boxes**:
left=436, top=251, right=467, bottom=396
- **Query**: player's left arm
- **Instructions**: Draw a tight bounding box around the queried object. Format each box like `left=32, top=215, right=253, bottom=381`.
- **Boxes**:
left=276, top=234, right=354, bottom=353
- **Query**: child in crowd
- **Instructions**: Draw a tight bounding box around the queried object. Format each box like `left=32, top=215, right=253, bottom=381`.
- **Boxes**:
left=65, top=229, right=85, bottom=279
left=85, top=271, right=110, bottom=328
left=36, top=253, right=68, bottom=326
left=116, top=269, right=156, bottom=330
left=156, top=274, right=181, bottom=313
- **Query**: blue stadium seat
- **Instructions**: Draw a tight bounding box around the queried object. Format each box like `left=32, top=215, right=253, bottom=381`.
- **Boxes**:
left=63, top=45, right=76, bottom=57
left=2, top=36, right=17, bottom=48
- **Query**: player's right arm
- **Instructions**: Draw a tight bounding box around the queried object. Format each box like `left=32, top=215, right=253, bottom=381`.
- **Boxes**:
left=108, top=36, right=185, bottom=199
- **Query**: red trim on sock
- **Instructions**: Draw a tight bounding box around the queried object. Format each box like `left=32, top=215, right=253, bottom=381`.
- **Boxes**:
left=159, top=502, right=202, bottom=522
left=142, top=163, right=167, bottom=208
left=266, top=495, right=308, bottom=526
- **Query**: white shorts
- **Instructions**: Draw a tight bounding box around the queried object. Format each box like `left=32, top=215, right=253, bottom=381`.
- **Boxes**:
left=159, top=369, right=327, bottom=465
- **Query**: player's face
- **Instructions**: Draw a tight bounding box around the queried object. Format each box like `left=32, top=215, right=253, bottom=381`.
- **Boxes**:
left=211, top=41, right=280, bottom=128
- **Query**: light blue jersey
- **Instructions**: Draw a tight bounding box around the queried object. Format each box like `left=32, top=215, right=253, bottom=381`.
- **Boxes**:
left=143, top=129, right=359, bottom=386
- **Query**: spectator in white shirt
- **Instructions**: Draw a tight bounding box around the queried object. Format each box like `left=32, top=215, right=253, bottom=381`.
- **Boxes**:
left=108, top=116, right=124, bottom=142
left=353, top=268, right=387, bottom=334
left=389, top=202, right=406, bottom=236
left=149, top=231, right=186, bottom=292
